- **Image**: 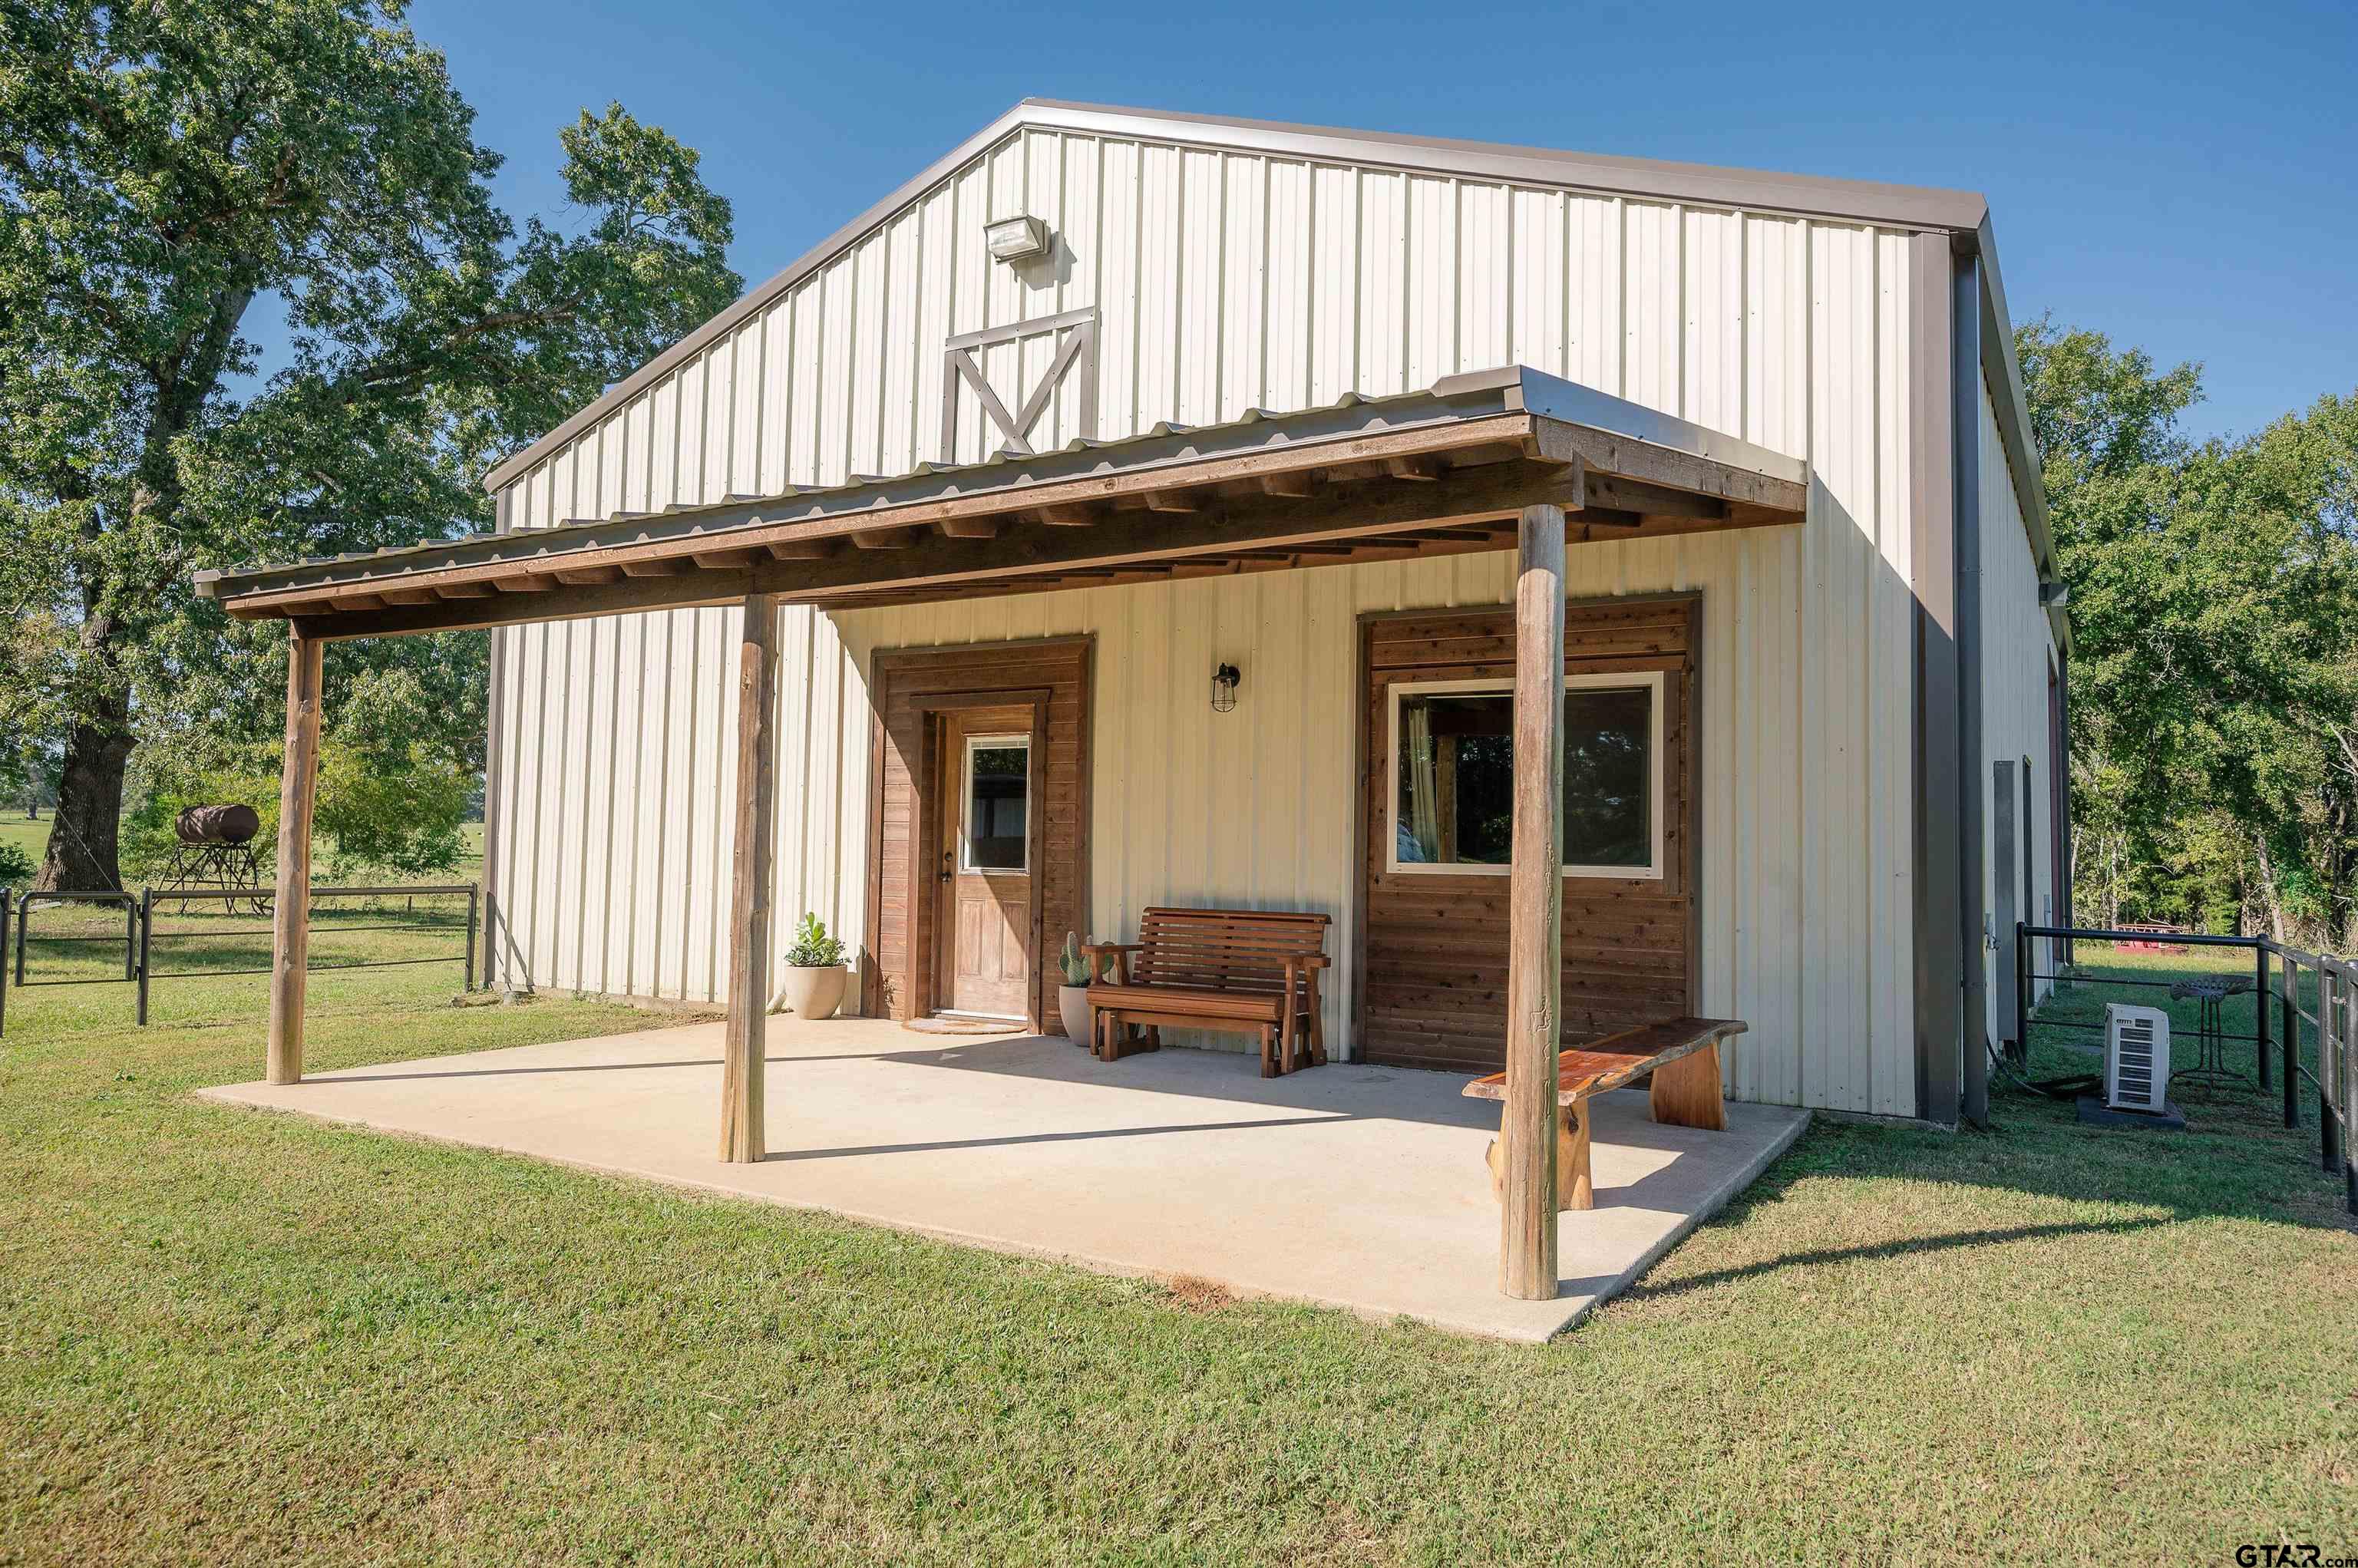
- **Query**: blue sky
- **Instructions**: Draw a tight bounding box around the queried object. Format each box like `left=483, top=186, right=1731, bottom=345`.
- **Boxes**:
left=402, top=0, right=2353, bottom=443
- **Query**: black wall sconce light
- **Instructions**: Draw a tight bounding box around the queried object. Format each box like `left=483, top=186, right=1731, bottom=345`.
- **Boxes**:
left=1210, top=662, right=1242, bottom=713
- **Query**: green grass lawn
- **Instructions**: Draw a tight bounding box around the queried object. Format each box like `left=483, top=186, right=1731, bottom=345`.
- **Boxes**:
left=0, top=940, right=2352, bottom=1564
left=0, top=813, right=48, bottom=869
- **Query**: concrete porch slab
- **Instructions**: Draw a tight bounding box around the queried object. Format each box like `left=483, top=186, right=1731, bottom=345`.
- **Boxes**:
left=199, top=1018, right=1808, bottom=1342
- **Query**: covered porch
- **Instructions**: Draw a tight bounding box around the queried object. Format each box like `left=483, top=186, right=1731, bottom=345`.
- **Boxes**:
left=200, top=1015, right=1808, bottom=1341
left=194, top=364, right=1811, bottom=1305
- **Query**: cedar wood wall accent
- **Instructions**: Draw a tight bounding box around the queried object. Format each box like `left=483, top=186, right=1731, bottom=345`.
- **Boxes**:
left=1356, top=596, right=1699, bottom=1072
left=864, top=637, right=1093, bottom=1028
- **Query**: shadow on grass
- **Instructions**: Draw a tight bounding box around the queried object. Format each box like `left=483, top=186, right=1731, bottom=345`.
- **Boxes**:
left=1620, top=1213, right=2179, bottom=1305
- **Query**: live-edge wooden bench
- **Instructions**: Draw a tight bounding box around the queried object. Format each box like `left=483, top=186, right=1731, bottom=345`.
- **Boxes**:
left=1461, top=1015, right=1746, bottom=1210
left=1083, top=907, right=1331, bottom=1077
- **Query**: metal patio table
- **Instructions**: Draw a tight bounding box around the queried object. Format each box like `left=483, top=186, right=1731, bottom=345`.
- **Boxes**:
left=2168, top=975, right=2256, bottom=1088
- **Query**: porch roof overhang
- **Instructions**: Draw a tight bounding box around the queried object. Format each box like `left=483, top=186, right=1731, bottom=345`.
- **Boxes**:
left=193, top=366, right=1806, bottom=641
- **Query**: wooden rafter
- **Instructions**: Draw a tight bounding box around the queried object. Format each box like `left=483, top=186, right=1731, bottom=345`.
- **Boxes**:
left=289, top=456, right=1593, bottom=639
left=216, top=399, right=1810, bottom=639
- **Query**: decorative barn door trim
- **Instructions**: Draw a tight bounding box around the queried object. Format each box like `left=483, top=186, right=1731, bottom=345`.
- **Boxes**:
left=939, top=307, right=1098, bottom=461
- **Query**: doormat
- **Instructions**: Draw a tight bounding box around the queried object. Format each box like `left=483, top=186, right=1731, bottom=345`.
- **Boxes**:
left=901, top=1015, right=1029, bottom=1036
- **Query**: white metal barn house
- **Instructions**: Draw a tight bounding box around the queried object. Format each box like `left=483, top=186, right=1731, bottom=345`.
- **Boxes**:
left=204, top=101, right=2070, bottom=1150
left=477, top=96, right=2070, bottom=1127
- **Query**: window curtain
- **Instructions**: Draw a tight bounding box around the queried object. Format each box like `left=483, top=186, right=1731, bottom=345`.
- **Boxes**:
left=1404, top=703, right=1440, bottom=862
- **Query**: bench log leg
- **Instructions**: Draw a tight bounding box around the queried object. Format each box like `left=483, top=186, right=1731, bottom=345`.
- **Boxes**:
left=1487, top=1104, right=1593, bottom=1212
left=1648, top=1041, right=1726, bottom=1131
left=1094, top=1009, right=1167, bottom=1063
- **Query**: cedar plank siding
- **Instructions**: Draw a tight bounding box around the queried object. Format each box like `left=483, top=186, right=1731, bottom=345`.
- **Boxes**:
left=1357, top=600, right=1696, bottom=1072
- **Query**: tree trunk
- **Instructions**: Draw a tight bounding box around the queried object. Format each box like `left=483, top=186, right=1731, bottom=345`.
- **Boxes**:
left=37, top=715, right=134, bottom=893
left=2252, top=835, right=2290, bottom=945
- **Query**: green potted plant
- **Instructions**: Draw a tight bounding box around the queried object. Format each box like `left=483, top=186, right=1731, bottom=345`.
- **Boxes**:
left=774, top=913, right=848, bottom=1020
left=1055, top=931, right=1097, bottom=1045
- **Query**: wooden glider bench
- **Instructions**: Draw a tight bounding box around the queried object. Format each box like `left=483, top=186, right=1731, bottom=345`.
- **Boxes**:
left=1461, top=1016, right=1747, bottom=1211
left=1082, top=907, right=1331, bottom=1077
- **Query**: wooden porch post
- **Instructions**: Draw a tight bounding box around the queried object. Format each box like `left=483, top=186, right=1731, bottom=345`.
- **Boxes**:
left=267, top=624, right=325, bottom=1085
left=1500, top=503, right=1566, bottom=1299
left=720, top=593, right=780, bottom=1163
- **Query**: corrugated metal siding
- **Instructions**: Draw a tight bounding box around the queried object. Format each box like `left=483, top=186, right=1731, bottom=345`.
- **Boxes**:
left=487, top=124, right=1937, bottom=1115
left=1979, top=388, right=2061, bottom=1034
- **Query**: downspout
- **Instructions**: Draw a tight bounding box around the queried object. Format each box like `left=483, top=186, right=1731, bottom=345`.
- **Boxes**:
left=1953, top=247, right=1990, bottom=1127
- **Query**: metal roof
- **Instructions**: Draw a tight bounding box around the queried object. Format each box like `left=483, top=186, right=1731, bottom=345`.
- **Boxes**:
left=196, top=366, right=1805, bottom=613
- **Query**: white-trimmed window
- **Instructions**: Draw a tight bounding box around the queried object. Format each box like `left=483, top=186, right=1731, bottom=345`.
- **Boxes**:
left=1386, top=672, right=1665, bottom=879
left=959, top=734, right=1031, bottom=872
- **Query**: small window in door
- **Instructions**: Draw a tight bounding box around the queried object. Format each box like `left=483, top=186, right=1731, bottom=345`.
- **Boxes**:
left=961, top=735, right=1030, bottom=872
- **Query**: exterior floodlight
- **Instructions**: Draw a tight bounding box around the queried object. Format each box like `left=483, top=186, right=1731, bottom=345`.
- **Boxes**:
left=985, top=214, right=1052, bottom=265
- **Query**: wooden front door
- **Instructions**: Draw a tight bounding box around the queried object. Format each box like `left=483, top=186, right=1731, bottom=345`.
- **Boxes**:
left=867, top=638, right=1092, bottom=1031
left=933, top=707, right=1036, bottom=1018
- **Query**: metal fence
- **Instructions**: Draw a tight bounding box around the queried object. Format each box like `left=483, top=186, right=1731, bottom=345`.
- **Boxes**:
left=2269, top=942, right=2356, bottom=1211
left=0, top=883, right=478, bottom=1035
left=2016, top=921, right=2356, bottom=1214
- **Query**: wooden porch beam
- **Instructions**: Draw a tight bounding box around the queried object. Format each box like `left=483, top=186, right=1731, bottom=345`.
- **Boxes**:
left=219, top=409, right=1818, bottom=623
left=1583, top=475, right=1731, bottom=520
left=266, top=625, right=325, bottom=1086
left=294, top=459, right=1589, bottom=639
left=720, top=593, right=779, bottom=1164
left=1500, top=502, right=1566, bottom=1300
left=1527, top=415, right=1805, bottom=512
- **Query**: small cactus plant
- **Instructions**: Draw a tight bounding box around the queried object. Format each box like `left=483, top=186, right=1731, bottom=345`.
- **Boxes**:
left=1057, top=930, right=1093, bottom=986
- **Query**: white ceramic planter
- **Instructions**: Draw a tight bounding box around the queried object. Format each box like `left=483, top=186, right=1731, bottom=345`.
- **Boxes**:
left=774, top=963, right=848, bottom=1020
left=1058, top=984, right=1092, bottom=1045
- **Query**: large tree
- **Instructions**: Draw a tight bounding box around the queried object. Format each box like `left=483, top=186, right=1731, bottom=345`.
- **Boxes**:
left=0, top=0, right=741, bottom=890
left=2023, top=315, right=2358, bottom=943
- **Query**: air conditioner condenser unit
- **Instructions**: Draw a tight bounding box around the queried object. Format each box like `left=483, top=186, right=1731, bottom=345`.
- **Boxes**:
left=2103, top=1003, right=2171, bottom=1113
